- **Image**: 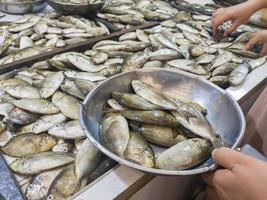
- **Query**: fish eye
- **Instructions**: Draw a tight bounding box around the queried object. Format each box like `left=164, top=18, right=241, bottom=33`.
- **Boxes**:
left=47, top=136, right=53, bottom=140
left=63, top=147, right=68, bottom=152
left=55, top=124, right=60, bottom=127
left=47, top=194, right=53, bottom=200
left=34, top=123, right=39, bottom=127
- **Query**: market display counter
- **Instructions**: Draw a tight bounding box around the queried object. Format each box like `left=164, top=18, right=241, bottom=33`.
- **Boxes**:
left=1, top=0, right=267, bottom=199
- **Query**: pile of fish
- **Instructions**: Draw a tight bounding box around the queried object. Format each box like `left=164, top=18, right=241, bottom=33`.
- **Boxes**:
left=0, top=63, right=118, bottom=199
left=80, top=21, right=265, bottom=87
left=101, top=80, right=218, bottom=170
left=174, top=0, right=267, bottom=28
left=98, top=0, right=178, bottom=28
left=0, top=12, right=109, bottom=66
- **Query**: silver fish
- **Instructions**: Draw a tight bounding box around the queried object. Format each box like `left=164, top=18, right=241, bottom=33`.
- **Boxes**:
left=196, top=54, right=216, bottom=65
left=4, top=84, right=40, bottom=99
left=101, top=114, right=130, bottom=157
left=210, top=76, right=229, bottom=87
left=52, top=139, right=74, bottom=153
left=47, top=164, right=80, bottom=200
left=26, top=168, right=62, bottom=200
left=11, top=99, right=60, bottom=114
left=143, top=60, right=164, bottom=68
left=149, top=48, right=182, bottom=61
left=39, top=72, right=64, bottom=99
left=171, top=104, right=222, bottom=148
left=122, top=51, right=150, bottom=71
left=136, top=29, right=150, bottom=43
left=132, top=80, right=177, bottom=110
left=75, top=139, right=102, bottom=180
left=67, top=53, right=106, bottom=72
left=229, top=62, right=252, bottom=86
left=124, top=131, right=155, bottom=168
left=130, top=123, right=187, bottom=147
left=176, top=23, right=199, bottom=34
left=8, top=107, right=39, bottom=126
left=210, top=51, right=233, bottom=71
left=52, top=92, right=80, bottom=120
left=64, top=71, right=106, bottom=82
left=32, top=113, right=67, bottom=134
left=121, top=110, right=178, bottom=126
left=111, top=92, right=162, bottom=110
left=74, top=79, right=96, bottom=95
left=119, top=32, right=137, bottom=41
left=60, top=80, right=85, bottom=100
left=10, top=152, right=74, bottom=175
left=157, top=138, right=213, bottom=170
left=48, top=120, right=86, bottom=139
left=91, top=52, right=108, bottom=65
left=212, top=63, right=238, bottom=76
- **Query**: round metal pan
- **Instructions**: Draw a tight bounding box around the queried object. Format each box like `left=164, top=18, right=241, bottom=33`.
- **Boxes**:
left=0, top=0, right=47, bottom=14
left=47, top=0, right=104, bottom=16
left=79, top=69, right=246, bottom=176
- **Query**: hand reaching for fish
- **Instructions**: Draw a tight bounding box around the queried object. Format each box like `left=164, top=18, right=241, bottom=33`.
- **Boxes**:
left=246, top=30, right=267, bottom=56
left=202, top=147, right=267, bottom=200
left=212, top=1, right=259, bottom=38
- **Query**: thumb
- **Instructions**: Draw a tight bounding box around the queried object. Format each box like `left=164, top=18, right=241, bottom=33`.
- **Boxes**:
left=212, top=147, right=253, bottom=169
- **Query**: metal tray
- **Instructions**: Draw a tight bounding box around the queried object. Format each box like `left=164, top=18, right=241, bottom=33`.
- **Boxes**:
left=79, top=69, right=246, bottom=176
left=0, top=0, right=47, bottom=14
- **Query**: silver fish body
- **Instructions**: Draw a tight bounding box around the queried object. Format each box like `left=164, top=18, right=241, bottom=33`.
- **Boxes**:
left=101, top=114, right=130, bottom=157
left=10, top=152, right=74, bottom=175
left=132, top=80, right=177, bottom=110
left=229, top=62, right=252, bottom=86
left=52, top=92, right=80, bottom=120
left=111, top=92, right=162, bottom=110
left=48, top=120, right=86, bottom=139
left=75, top=139, right=102, bottom=180
left=156, top=138, right=213, bottom=170
left=124, top=131, right=155, bottom=168
left=11, top=99, right=60, bottom=114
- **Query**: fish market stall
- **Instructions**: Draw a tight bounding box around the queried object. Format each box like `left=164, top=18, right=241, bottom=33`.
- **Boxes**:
left=0, top=0, right=267, bottom=200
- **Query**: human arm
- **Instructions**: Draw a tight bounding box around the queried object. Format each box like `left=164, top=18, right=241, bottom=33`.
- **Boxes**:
left=213, top=0, right=267, bottom=37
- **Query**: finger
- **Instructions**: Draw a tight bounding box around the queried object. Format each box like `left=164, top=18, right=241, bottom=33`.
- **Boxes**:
left=212, top=14, right=228, bottom=36
left=205, top=187, right=219, bottom=200
left=223, top=20, right=240, bottom=37
left=212, top=147, right=254, bottom=169
left=260, top=43, right=267, bottom=57
left=245, top=35, right=262, bottom=50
